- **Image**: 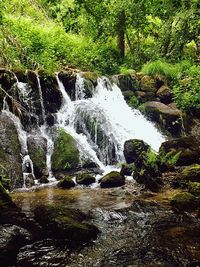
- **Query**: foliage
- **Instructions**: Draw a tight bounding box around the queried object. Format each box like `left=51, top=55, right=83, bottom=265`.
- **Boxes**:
left=128, top=96, right=140, bottom=109
left=160, top=151, right=181, bottom=166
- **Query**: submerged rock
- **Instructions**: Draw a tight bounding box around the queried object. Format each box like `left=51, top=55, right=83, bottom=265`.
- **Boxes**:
left=100, top=171, right=125, bottom=188
left=34, top=205, right=100, bottom=242
left=76, top=173, right=96, bottom=186
left=52, top=129, right=79, bottom=172
left=57, top=176, right=75, bottom=189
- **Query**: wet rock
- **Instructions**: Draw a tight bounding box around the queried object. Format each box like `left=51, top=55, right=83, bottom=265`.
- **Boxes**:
left=52, top=129, right=79, bottom=172
left=39, top=72, right=62, bottom=114
left=57, top=176, right=75, bottom=189
left=0, top=113, right=23, bottom=189
left=120, top=163, right=135, bottom=176
left=76, top=173, right=95, bottom=186
left=156, top=85, right=173, bottom=104
left=0, top=225, right=31, bottom=267
left=0, top=182, right=16, bottom=210
left=144, top=101, right=182, bottom=136
left=124, top=139, right=150, bottom=164
left=27, top=134, right=48, bottom=179
left=135, top=91, right=156, bottom=103
left=100, top=171, right=125, bottom=188
left=159, top=136, right=200, bottom=166
left=23, top=174, right=35, bottom=188
left=34, top=205, right=100, bottom=242
left=122, top=90, right=135, bottom=101
left=170, top=192, right=199, bottom=211
left=46, top=114, right=56, bottom=127
left=58, top=71, right=77, bottom=100
left=112, top=74, right=135, bottom=91
left=82, top=71, right=98, bottom=87
left=39, top=176, right=49, bottom=184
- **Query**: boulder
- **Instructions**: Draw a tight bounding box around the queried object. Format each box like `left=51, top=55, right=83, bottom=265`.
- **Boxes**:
left=144, top=101, right=182, bottom=136
left=34, top=205, right=100, bottom=242
left=27, top=134, right=48, bottom=179
left=124, top=139, right=150, bottom=164
left=156, top=85, right=173, bottom=104
left=176, top=165, right=200, bottom=183
left=76, top=173, right=95, bottom=186
left=140, top=75, right=157, bottom=93
left=122, top=90, right=135, bottom=101
left=100, top=171, right=125, bottom=188
left=82, top=71, right=98, bottom=87
left=170, top=192, right=199, bottom=211
left=23, top=174, right=35, bottom=188
left=159, top=137, right=200, bottom=166
left=57, top=176, right=75, bottom=189
left=135, top=91, right=156, bottom=103
left=39, top=176, right=49, bottom=184
left=0, top=113, right=23, bottom=189
left=0, top=225, right=31, bottom=267
left=51, top=129, right=79, bottom=172
left=112, top=74, right=135, bottom=91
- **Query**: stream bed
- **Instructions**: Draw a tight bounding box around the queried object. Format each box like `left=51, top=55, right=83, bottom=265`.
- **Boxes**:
left=12, top=182, right=200, bottom=267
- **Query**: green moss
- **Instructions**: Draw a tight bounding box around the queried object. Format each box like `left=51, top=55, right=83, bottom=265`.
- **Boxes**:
left=177, top=164, right=200, bottom=182
left=188, top=182, right=200, bottom=197
left=57, top=176, right=75, bottom=189
left=76, top=173, right=95, bottom=186
left=170, top=192, right=198, bottom=211
left=52, top=129, right=79, bottom=171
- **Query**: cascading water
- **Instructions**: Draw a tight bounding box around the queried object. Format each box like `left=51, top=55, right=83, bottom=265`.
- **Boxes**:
left=55, top=74, right=165, bottom=170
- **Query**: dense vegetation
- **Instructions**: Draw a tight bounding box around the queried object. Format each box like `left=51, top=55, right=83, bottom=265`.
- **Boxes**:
left=0, top=0, right=199, bottom=111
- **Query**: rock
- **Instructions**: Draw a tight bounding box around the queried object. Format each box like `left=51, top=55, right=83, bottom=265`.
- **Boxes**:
left=100, top=171, right=125, bottom=188
left=140, top=75, right=157, bottom=93
left=51, top=129, right=79, bottom=172
left=76, top=173, right=95, bottom=186
left=112, top=74, right=135, bottom=91
left=39, top=176, right=49, bottom=184
left=57, top=176, right=75, bottom=189
left=120, top=163, right=135, bottom=176
left=122, top=90, right=135, bottom=101
left=0, top=182, right=16, bottom=210
left=34, top=205, right=100, bottom=242
left=0, top=225, right=31, bottom=267
left=135, top=91, right=156, bottom=103
left=39, top=72, right=62, bottom=114
left=156, top=85, right=173, bottom=104
left=170, top=192, right=199, bottom=211
left=81, top=71, right=98, bottom=87
left=159, top=137, right=200, bottom=166
left=176, top=165, right=200, bottom=183
left=0, top=113, right=23, bottom=189
left=27, top=134, right=48, bottom=179
left=23, top=174, right=35, bottom=188
left=144, top=101, right=182, bottom=136
left=124, top=139, right=150, bottom=164
left=46, top=114, right=56, bottom=127
left=58, top=71, right=77, bottom=100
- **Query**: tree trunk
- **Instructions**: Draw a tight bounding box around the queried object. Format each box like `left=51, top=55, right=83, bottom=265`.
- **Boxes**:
left=117, top=10, right=125, bottom=61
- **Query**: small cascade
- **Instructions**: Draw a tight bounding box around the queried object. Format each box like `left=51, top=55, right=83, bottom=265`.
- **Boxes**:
left=75, top=74, right=86, bottom=100
left=36, top=73, right=46, bottom=122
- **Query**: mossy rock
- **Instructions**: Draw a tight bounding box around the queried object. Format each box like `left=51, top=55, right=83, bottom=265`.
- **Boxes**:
left=188, top=182, right=200, bottom=197
left=140, top=75, right=157, bottom=93
left=82, top=71, right=98, bottom=86
left=40, top=176, right=49, bottom=184
left=100, top=171, right=125, bottom=188
left=0, top=182, right=16, bottom=210
left=34, top=205, right=100, bottom=242
left=52, top=129, right=79, bottom=172
left=76, top=173, right=95, bottom=186
left=123, top=139, right=150, bottom=164
left=176, top=165, right=200, bottom=183
left=57, top=176, right=75, bottom=189
left=120, top=163, right=135, bottom=176
left=170, top=192, right=199, bottom=211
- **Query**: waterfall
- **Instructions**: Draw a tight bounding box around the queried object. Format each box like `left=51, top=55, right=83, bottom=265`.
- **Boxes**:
left=55, top=75, right=165, bottom=168
left=36, top=74, right=46, bottom=122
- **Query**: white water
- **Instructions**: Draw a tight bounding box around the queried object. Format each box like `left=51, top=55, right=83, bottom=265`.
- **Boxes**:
left=55, top=75, right=165, bottom=170
left=36, top=74, right=46, bottom=121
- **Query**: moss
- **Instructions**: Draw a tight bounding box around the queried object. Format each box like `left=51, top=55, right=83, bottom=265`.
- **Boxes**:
left=52, top=129, right=79, bottom=171
left=170, top=192, right=199, bottom=211
left=177, top=164, right=200, bottom=183
left=76, top=173, right=95, bottom=186
left=188, top=182, right=200, bottom=197
left=82, top=71, right=99, bottom=85
left=100, top=171, right=125, bottom=188
left=57, top=176, right=75, bottom=189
